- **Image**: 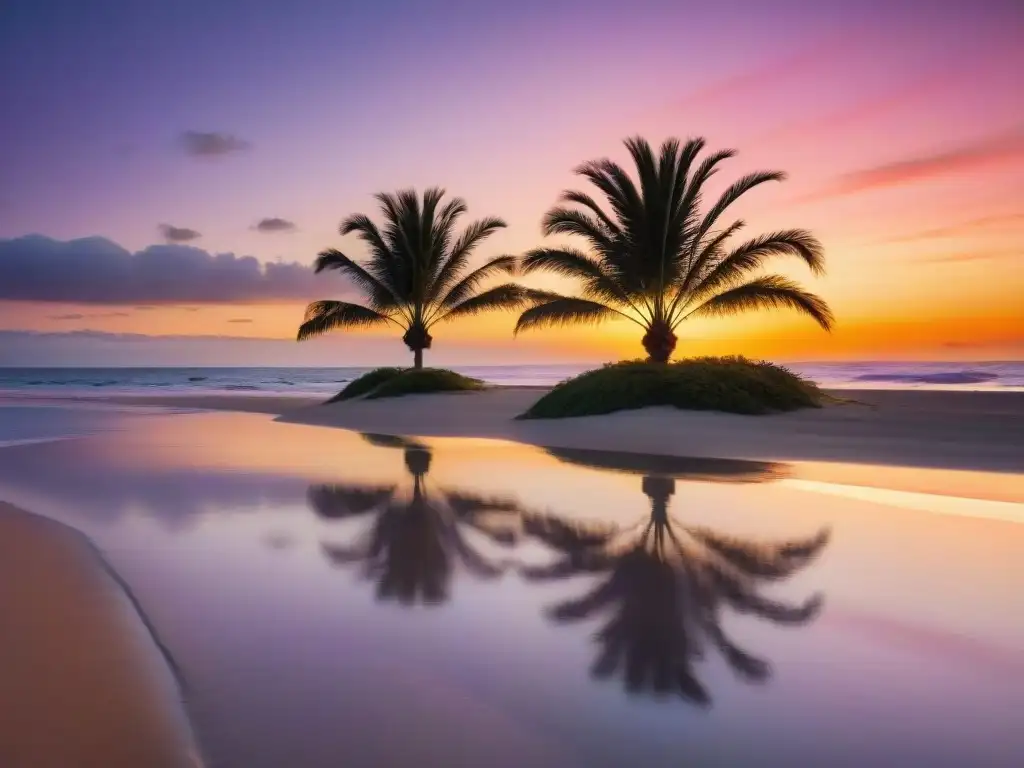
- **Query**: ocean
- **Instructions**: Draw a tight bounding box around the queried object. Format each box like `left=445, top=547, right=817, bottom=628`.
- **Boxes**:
left=0, top=361, right=1022, bottom=398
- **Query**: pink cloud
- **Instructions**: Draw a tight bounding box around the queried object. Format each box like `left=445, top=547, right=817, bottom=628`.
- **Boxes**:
left=673, top=33, right=856, bottom=111
left=823, top=127, right=1024, bottom=197
left=755, top=72, right=951, bottom=146
left=917, top=248, right=1021, bottom=264
left=881, top=212, right=1024, bottom=244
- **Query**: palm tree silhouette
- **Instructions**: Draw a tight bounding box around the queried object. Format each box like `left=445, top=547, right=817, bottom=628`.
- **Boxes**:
left=297, top=188, right=528, bottom=368
left=521, top=461, right=827, bottom=704
left=308, top=435, right=525, bottom=605
left=515, top=137, right=833, bottom=362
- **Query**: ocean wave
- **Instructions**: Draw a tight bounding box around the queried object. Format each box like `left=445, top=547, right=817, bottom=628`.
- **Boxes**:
left=854, top=371, right=1000, bottom=385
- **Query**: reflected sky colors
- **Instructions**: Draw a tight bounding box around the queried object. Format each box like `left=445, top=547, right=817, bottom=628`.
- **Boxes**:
left=0, top=406, right=1021, bottom=766
left=1, top=1, right=1022, bottom=363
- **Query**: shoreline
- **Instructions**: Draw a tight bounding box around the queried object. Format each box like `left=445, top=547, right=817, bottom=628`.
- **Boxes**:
left=5, top=387, right=1023, bottom=475
left=0, top=502, right=202, bottom=766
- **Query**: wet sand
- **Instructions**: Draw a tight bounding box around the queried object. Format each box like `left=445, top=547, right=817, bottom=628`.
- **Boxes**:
left=81, top=387, right=1024, bottom=474
left=0, top=502, right=203, bottom=767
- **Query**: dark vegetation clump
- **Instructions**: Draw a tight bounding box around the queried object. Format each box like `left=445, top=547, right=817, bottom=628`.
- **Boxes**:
left=326, top=367, right=403, bottom=402
left=326, top=367, right=484, bottom=402
left=519, top=357, right=823, bottom=419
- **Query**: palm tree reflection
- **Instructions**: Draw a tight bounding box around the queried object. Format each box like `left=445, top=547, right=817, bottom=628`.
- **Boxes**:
left=522, top=454, right=828, bottom=705
left=308, top=435, right=523, bottom=605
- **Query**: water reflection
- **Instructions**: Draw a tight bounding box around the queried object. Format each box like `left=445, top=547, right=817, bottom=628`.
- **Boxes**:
left=543, top=445, right=787, bottom=483
left=309, top=435, right=827, bottom=705
left=309, top=434, right=526, bottom=605
left=522, top=472, right=828, bottom=704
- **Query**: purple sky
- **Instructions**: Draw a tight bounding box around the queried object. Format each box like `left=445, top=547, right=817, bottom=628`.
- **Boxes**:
left=1, top=0, right=1021, bottom=365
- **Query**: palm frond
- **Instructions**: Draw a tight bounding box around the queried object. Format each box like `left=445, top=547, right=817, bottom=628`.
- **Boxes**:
left=691, top=229, right=826, bottom=301
left=313, top=249, right=401, bottom=309
left=308, top=485, right=395, bottom=518
left=297, top=301, right=395, bottom=340
left=514, top=295, right=620, bottom=335
left=560, top=189, right=621, bottom=236
left=418, top=187, right=447, bottom=273
left=520, top=247, right=644, bottom=316
left=625, top=136, right=660, bottom=206
left=520, top=247, right=606, bottom=280
left=373, top=189, right=419, bottom=285
left=678, top=148, right=736, bottom=214
left=542, top=208, right=614, bottom=252
left=429, top=196, right=470, bottom=277
left=679, top=220, right=745, bottom=283
left=434, top=196, right=468, bottom=234
left=575, top=158, right=643, bottom=227
left=339, top=213, right=391, bottom=261
left=430, top=216, right=508, bottom=301
left=436, top=253, right=517, bottom=311
left=667, top=220, right=745, bottom=323
left=685, top=275, right=834, bottom=330
left=697, top=170, right=784, bottom=241
left=438, top=283, right=529, bottom=321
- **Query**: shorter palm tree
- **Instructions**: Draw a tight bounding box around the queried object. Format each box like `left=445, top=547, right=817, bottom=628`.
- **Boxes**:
left=298, top=188, right=528, bottom=368
left=515, top=137, right=834, bottom=362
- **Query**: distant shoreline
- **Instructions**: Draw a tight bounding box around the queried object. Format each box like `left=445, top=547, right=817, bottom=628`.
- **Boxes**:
left=0, top=360, right=1022, bottom=397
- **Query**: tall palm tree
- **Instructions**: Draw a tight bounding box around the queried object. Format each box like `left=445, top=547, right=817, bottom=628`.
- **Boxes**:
left=520, top=474, right=828, bottom=703
left=298, top=188, right=527, bottom=368
left=515, top=137, right=834, bottom=362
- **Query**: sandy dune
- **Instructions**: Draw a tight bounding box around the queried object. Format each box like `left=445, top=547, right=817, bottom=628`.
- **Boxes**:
left=268, top=388, right=1024, bottom=473
left=93, top=387, right=1023, bottom=473
left=13, top=387, right=1023, bottom=473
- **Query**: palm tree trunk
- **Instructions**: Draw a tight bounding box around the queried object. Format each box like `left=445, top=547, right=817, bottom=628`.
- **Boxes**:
left=642, top=322, right=678, bottom=364
left=403, top=324, right=431, bottom=369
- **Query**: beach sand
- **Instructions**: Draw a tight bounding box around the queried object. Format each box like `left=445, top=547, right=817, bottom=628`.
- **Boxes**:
left=0, top=502, right=203, bottom=767
left=92, top=387, right=1024, bottom=474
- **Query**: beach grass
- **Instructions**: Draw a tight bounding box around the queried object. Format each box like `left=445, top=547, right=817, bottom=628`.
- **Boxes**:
left=327, top=367, right=484, bottom=402
left=518, top=357, right=824, bottom=419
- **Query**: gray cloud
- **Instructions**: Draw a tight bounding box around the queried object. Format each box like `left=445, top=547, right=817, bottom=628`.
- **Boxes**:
left=228, top=318, right=253, bottom=323
left=48, top=313, right=84, bottom=320
left=253, top=217, right=298, bottom=233
left=159, top=223, right=202, bottom=243
left=0, top=235, right=344, bottom=304
left=179, top=131, right=250, bottom=157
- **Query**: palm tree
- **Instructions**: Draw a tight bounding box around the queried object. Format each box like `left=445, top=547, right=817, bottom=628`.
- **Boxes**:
left=514, top=137, right=834, bottom=362
left=308, top=435, right=526, bottom=605
left=298, top=188, right=527, bottom=368
left=520, top=474, right=828, bottom=703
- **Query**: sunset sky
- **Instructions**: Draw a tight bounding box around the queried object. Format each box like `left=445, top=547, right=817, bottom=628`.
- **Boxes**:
left=1, top=0, right=1021, bottom=366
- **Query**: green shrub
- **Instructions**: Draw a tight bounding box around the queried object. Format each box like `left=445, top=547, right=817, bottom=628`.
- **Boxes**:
left=326, top=367, right=403, bottom=402
left=326, top=367, right=485, bottom=402
left=368, top=368, right=485, bottom=399
left=519, top=357, right=823, bottom=419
